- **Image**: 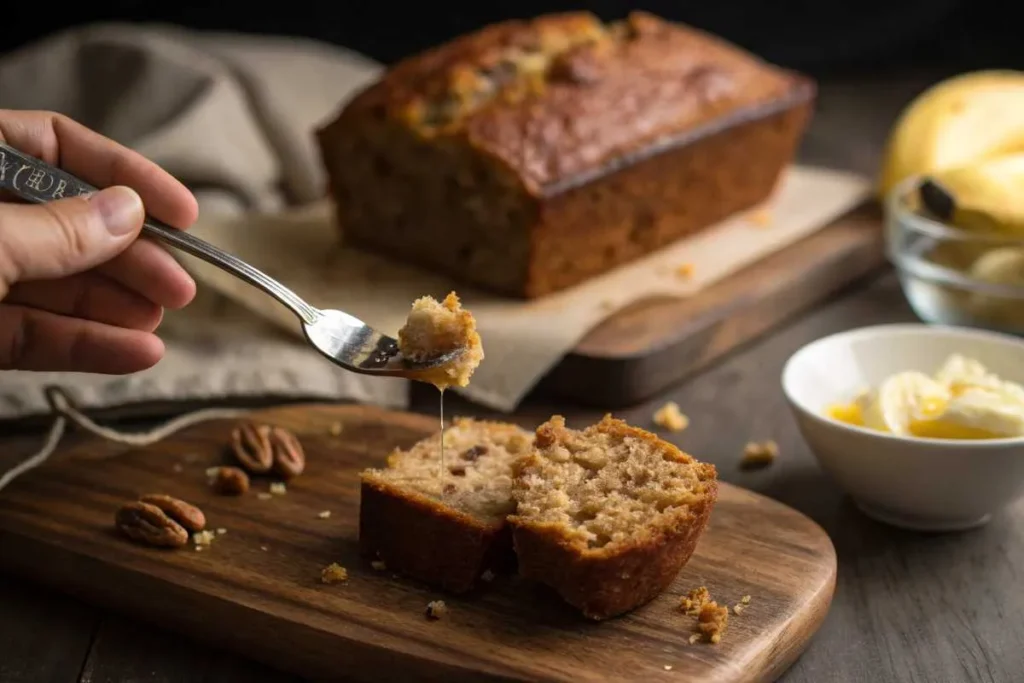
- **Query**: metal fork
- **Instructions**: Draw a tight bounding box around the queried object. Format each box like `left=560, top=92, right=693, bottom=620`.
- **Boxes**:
left=0, top=142, right=461, bottom=378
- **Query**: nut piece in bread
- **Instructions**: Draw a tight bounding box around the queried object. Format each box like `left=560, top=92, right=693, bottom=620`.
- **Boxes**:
left=397, top=292, right=484, bottom=389
left=359, top=418, right=533, bottom=592
left=317, top=11, right=813, bottom=298
left=509, top=414, right=717, bottom=619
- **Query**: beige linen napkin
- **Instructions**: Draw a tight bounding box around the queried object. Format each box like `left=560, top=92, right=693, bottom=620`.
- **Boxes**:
left=0, top=22, right=869, bottom=416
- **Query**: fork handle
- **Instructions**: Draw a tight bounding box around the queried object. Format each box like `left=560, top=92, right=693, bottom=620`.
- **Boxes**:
left=0, top=143, right=319, bottom=325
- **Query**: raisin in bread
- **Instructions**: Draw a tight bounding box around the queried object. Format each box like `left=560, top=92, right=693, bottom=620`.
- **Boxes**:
left=509, top=414, right=717, bottom=619
left=317, top=11, right=813, bottom=298
left=359, top=417, right=533, bottom=592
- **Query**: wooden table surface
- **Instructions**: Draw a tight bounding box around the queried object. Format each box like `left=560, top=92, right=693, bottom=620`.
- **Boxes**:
left=4, top=72, right=1022, bottom=683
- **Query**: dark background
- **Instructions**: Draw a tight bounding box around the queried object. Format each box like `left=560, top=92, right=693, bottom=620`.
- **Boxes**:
left=1, top=1, right=1020, bottom=76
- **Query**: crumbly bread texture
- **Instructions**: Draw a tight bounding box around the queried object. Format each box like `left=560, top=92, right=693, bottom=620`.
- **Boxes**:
left=359, top=418, right=533, bottom=592
left=317, top=11, right=814, bottom=298
left=509, top=414, right=717, bottom=619
left=397, top=292, right=484, bottom=389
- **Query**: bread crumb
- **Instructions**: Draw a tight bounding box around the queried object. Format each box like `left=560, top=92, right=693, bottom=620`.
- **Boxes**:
left=688, top=634, right=701, bottom=644
left=425, top=600, right=448, bottom=620
left=741, top=440, right=778, bottom=469
left=172, top=464, right=183, bottom=473
left=328, top=422, right=344, bottom=436
left=269, top=482, right=287, bottom=495
left=653, top=401, right=689, bottom=432
left=747, top=207, right=773, bottom=227
left=732, top=604, right=744, bottom=615
left=664, top=665, right=673, bottom=671
left=216, top=528, right=227, bottom=535
left=317, top=510, right=332, bottom=519
left=680, top=586, right=711, bottom=616
left=481, top=569, right=495, bottom=582
left=674, top=263, right=694, bottom=279
left=205, top=467, right=220, bottom=479
left=321, top=563, right=349, bottom=584
left=741, top=595, right=751, bottom=604
left=192, top=530, right=216, bottom=547
left=260, top=545, right=269, bottom=551
left=371, top=560, right=387, bottom=571
left=697, top=601, right=729, bottom=644
left=256, top=492, right=273, bottom=501
left=195, top=546, right=203, bottom=552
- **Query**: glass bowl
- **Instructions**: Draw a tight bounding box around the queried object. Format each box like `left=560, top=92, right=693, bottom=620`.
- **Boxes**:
left=886, top=175, right=1024, bottom=336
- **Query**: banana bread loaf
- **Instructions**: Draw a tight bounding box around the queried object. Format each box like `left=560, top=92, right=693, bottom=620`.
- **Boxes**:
left=359, top=417, right=533, bottom=592
left=509, top=414, right=718, bottom=619
left=317, top=11, right=815, bottom=298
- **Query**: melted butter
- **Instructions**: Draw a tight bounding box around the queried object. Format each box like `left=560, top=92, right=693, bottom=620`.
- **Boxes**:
left=907, top=420, right=1000, bottom=440
left=825, top=402, right=865, bottom=427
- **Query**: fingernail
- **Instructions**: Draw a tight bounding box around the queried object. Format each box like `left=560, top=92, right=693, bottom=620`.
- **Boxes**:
left=90, top=186, right=144, bottom=236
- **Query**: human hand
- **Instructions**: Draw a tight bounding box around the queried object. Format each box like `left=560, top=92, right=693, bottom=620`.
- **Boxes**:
left=0, top=110, right=199, bottom=374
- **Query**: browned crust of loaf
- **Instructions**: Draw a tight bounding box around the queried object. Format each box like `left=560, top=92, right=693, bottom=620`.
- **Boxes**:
left=324, top=11, right=805, bottom=193
left=358, top=477, right=514, bottom=593
left=510, top=414, right=718, bottom=619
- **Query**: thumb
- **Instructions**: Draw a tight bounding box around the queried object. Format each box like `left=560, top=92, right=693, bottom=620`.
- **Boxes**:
left=0, top=186, right=144, bottom=292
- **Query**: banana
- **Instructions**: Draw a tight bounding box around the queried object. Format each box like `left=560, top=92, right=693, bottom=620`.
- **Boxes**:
left=878, top=70, right=1024, bottom=199
left=918, top=153, right=1024, bottom=234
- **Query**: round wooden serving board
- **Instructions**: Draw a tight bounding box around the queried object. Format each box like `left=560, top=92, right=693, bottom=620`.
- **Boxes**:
left=0, top=404, right=837, bottom=682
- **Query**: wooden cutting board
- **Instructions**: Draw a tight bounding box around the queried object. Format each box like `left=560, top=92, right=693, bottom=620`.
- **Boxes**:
left=0, top=404, right=837, bottom=683
left=546, top=203, right=885, bottom=407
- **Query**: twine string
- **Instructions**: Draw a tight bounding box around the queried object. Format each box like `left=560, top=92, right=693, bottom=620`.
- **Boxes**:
left=0, top=386, right=251, bottom=494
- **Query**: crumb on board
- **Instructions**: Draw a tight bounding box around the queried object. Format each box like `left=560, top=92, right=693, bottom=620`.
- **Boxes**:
left=206, top=467, right=220, bottom=479
left=328, top=422, right=344, bottom=436
left=481, top=569, right=495, bottom=582
left=216, top=528, right=227, bottom=535
left=256, top=492, right=273, bottom=501
left=674, top=263, right=694, bottom=279
left=697, top=602, right=729, bottom=644
left=741, top=595, right=751, bottom=604
left=260, top=545, right=269, bottom=551
left=741, top=440, right=779, bottom=469
left=192, top=530, right=216, bottom=547
left=317, top=510, right=332, bottom=519
left=680, top=586, right=711, bottom=616
left=654, top=401, right=690, bottom=433
left=688, top=634, right=700, bottom=645
left=732, top=604, right=744, bottom=615
left=321, top=563, right=349, bottom=584
left=747, top=207, right=773, bottom=227
left=664, top=665, right=673, bottom=671
left=370, top=560, right=387, bottom=571
left=269, top=482, right=287, bottom=495
left=425, top=600, right=448, bottom=620
left=195, top=546, right=203, bottom=552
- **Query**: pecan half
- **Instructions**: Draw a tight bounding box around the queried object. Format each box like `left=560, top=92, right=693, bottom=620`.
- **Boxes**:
left=115, top=502, right=189, bottom=548
left=211, top=466, right=250, bottom=496
left=270, top=426, right=305, bottom=479
left=138, top=494, right=206, bottom=532
left=231, top=422, right=273, bottom=473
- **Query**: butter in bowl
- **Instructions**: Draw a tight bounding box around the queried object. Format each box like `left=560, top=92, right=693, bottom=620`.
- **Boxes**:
left=782, top=323, right=1024, bottom=531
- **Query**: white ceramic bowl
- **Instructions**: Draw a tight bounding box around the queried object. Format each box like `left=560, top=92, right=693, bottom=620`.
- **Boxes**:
left=782, top=323, right=1024, bottom=532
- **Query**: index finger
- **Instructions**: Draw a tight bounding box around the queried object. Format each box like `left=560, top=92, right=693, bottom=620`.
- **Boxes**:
left=0, top=109, right=199, bottom=229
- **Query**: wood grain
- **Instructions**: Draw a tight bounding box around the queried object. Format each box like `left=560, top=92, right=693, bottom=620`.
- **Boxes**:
left=546, top=203, right=885, bottom=407
left=0, top=404, right=835, bottom=683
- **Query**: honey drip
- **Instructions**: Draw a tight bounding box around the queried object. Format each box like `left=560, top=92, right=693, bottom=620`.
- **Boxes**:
left=438, top=387, right=446, bottom=482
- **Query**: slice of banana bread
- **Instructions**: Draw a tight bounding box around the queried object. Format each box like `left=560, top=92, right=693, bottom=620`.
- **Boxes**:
left=509, top=414, right=717, bottom=619
left=359, top=417, right=533, bottom=592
